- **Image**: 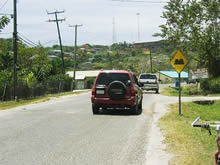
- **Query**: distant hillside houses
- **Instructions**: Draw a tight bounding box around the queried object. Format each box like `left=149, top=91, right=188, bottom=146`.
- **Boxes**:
left=48, top=50, right=72, bottom=60
left=80, top=44, right=105, bottom=54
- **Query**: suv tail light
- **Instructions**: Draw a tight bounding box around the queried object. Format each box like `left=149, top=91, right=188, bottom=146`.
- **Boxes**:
left=130, top=86, right=136, bottom=96
left=92, top=87, right=95, bottom=96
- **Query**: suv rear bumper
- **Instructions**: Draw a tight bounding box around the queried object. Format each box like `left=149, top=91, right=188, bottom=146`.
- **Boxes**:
left=91, top=96, right=136, bottom=106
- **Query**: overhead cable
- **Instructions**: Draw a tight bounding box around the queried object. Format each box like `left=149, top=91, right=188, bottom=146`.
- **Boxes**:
left=18, top=32, right=38, bottom=47
left=0, top=0, right=9, bottom=11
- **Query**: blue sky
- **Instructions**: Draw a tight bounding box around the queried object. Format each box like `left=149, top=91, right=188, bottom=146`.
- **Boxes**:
left=0, top=0, right=167, bottom=46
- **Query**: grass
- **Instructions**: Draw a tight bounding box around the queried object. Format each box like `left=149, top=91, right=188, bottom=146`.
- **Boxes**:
left=160, top=100, right=220, bottom=165
left=161, top=84, right=220, bottom=97
left=0, top=90, right=90, bottom=110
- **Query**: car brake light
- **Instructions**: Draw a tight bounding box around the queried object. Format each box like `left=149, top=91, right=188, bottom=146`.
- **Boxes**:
left=92, top=87, right=95, bottom=95
left=131, top=86, right=136, bottom=96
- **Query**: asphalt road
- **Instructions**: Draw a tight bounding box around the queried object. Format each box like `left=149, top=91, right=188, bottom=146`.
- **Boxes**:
left=1, top=89, right=217, bottom=165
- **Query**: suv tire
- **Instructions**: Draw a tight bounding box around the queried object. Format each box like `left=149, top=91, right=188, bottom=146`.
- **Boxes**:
left=138, top=98, right=142, bottom=110
left=92, top=104, right=99, bottom=114
left=132, top=101, right=142, bottom=115
left=108, top=81, right=127, bottom=100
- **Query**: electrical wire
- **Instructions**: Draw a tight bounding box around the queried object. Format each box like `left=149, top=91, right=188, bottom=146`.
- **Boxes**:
left=17, top=36, right=36, bottom=47
left=0, top=32, right=11, bottom=34
left=17, top=36, right=37, bottom=47
left=0, top=0, right=9, bottom=11
left=43, top=39, right=58, bottom=46
left=17, top=33, right=38, bottom=47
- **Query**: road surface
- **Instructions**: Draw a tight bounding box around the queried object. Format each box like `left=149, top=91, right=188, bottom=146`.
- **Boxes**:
left=0, top=90, right=218, bottom=165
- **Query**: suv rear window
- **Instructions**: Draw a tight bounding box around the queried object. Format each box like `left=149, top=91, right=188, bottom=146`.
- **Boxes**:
left=96, top=73, right=130, bottom=85
left=140, top=74, right=156, bottom=79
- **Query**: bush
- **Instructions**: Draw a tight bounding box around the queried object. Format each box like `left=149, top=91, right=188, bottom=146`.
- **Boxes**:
left=85, top=77, right=95, bottom=89
left=200, top=77, right=220, bottom=93
left=183, top=85, right=201, bottom=95
left=209, top=77, right=220, bottom=93
left=46, top=74, right=73, bottom=93
left=200, top=78, right=209, bottom=91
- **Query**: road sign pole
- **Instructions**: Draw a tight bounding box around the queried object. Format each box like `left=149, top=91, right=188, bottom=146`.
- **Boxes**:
left=170, top=49, right=188, bottom=115
left=179, top=73, right=181, bottom=115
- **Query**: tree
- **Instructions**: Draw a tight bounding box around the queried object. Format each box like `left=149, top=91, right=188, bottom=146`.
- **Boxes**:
left=17, top=44, right=52, bottom=82
left=155, top=0, right=220, bottom=77
left=0, top=16, right=10, bottom=31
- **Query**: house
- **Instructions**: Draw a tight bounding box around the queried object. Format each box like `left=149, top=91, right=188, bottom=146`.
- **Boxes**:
left=66, top=70, right=101, bottom=89
left=158, top=71, right=188, bottom=84
left=48, top=50, right=72, bottom=60
left=190, top=69, right=208, bottom=80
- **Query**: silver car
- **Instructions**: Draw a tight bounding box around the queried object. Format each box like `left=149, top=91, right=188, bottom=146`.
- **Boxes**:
left=138, top=73, right=159, bottom=93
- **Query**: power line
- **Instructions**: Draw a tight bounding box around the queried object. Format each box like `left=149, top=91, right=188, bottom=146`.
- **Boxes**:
left=43, top=39, right=58, bottom=46
left=0, top=13, right=13, bottom=17
left=18, top=32, right=38, bottom=47
left=0, top=0, right=9, bottom=11
left=17, top=35, right=37, bottom=47
left=18, top=36, right=35, bottom=47
left=0, top=32, right=11, bottom=34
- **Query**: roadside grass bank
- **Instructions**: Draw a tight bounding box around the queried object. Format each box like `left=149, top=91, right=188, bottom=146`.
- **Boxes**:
left=0, top=90, right=90, bottom=110
left=161, top=84, right=220, bottom=97
left=160, top=100, right=220, bottom=165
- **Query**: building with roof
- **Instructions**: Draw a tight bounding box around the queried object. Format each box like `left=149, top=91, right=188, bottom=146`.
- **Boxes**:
left=158, top=71, right=189, bottom=83
left=66, top=70, right=101, bottom=89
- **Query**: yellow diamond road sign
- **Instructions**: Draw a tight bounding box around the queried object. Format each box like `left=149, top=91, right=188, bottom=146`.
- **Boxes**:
left=170, top=50, right=188, bottom=73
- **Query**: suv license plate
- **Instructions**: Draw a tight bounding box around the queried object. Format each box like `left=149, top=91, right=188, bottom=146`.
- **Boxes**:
left=96, top=90, right=105, bottom=94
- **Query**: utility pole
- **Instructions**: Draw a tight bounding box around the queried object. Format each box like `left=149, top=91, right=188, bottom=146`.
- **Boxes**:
left=136, top=13, right=140, bottom=41
left=69, top=24, right=82, bottom=88
left=47, top=10, right=65, bottom=74
left=112, top=17, right=117, bottom=44
left=13, top=0, right=18, bottom=101
left=150, top=47, right=152, bottom=73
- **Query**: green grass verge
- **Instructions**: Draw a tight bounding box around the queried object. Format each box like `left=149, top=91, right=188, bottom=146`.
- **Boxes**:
left=0, top=90, right=90, bottom=110
left=160, top=100, right=220, bottom=165
left=161, top=85, right=220, bottom=97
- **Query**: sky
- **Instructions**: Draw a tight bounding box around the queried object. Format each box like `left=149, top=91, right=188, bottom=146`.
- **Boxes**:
left=0, top=0, right=168, bottom=46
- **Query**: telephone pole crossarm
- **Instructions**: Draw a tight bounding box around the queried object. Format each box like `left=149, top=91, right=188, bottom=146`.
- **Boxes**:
left=46, top=10, right=65, bottom=15
left=47, top=10, right=65, bottom=74
left=47, top=18, right=65, bottom=23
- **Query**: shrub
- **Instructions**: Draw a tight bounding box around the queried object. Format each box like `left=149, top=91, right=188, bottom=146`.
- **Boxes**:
left=200, top=78, right=210, bottom=91
left=184, top=85, right=201, bottom=95
left=84, top=77, right=95, bottom=89
left=209, top=77, right=220, bottom=93
left=200, top=77, right=220, bottom=94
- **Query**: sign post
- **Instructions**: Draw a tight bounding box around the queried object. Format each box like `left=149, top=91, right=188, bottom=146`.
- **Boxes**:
left=142, top=49, right=152, bottom=73
left=170, top=50, right=188, bottom=115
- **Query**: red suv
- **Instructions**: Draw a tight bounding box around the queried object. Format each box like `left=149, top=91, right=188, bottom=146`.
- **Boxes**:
left=91, top=70, right=143, bottom=115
